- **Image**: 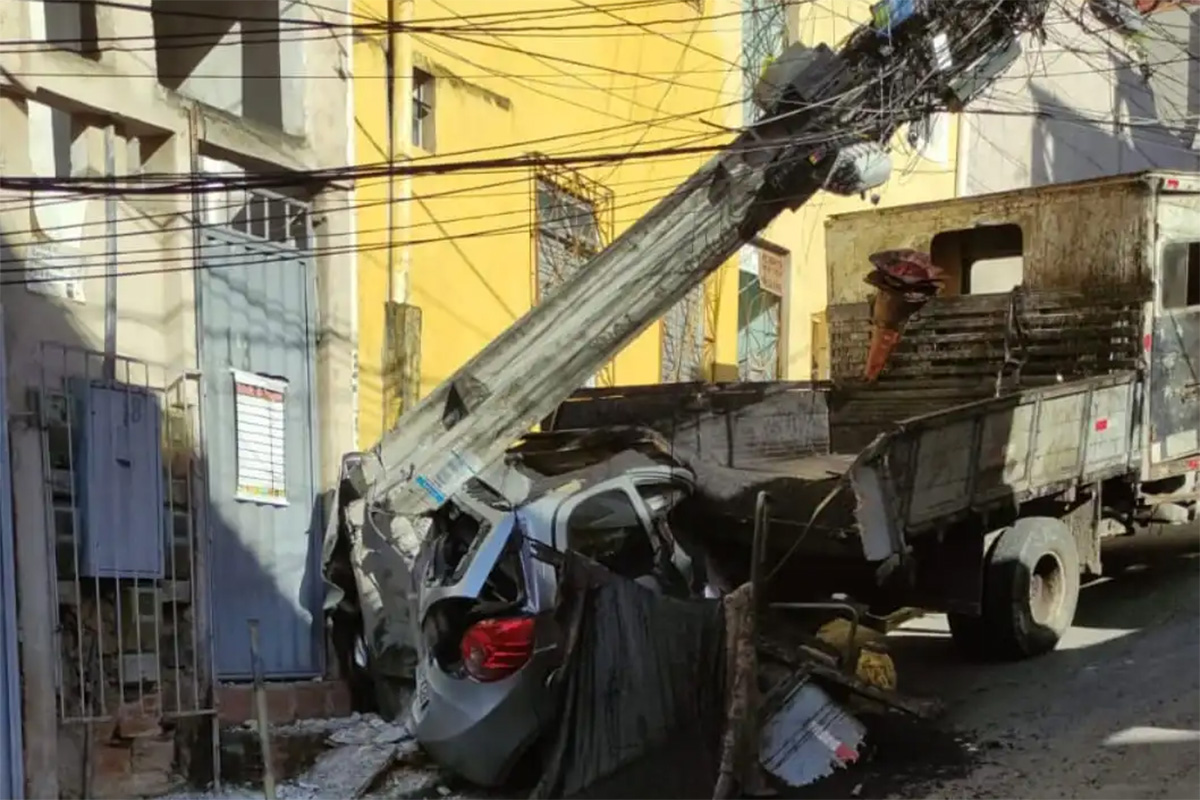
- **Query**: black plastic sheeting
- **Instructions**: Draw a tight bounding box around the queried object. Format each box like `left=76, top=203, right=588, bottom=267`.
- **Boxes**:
left=532, top=552, right=728, bottom=800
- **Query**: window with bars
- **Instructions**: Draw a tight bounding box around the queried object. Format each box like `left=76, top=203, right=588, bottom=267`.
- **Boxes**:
left=534, top=179, right=602, bottom=301
left=737, top=243, right=785, bottom=382
left=413, top=68, right=436, bottom=152
left=534, top=177, right=606, bottom=386
left=661, top=285, right=708, bottom=383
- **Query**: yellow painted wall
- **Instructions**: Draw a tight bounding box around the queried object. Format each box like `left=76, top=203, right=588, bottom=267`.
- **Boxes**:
left=772, top=1, right=960, bottom=381
left=354, top=0, right=744, bottom=446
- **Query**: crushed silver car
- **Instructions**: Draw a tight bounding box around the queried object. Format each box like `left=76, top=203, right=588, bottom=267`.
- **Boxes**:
left=408, top=432, right=710, bottom=787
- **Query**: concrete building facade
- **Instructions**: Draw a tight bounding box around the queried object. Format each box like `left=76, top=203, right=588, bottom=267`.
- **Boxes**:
left=960, top=2, right=1199, bottom=198
left=0, top=1, right=356, bottom=795
left=949, top=3, right=1198, bottom=299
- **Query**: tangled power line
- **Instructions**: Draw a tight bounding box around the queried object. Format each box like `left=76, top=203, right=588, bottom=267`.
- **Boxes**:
left=0, top=0, right=1194, bottom=288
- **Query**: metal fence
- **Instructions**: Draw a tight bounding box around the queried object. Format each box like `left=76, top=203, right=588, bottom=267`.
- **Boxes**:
left=37, top=344, right=212, bottom=726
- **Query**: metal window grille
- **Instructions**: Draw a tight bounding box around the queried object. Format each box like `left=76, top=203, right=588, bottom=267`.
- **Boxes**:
left=37, top=345, right=212, bottom=729
left=531, top=162, right=616, bottom=386
left=737, top=245, right=783, bottom=381
left=661, top=284, right=709, bottom=382
left=201, top=184, right=312, bottom=251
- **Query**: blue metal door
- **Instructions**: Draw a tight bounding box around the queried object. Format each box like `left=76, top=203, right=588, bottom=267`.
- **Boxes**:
left=198, top=210, right=323, bottom=679
left=0, top=306, right=25, bottom=798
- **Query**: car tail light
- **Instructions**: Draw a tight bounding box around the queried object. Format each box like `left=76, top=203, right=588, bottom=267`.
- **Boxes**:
left=460, top=617, right=535, bottom=682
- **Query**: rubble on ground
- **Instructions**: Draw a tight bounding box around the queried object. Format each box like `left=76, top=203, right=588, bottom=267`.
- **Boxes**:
left=207, top=712, right=455, bottom=800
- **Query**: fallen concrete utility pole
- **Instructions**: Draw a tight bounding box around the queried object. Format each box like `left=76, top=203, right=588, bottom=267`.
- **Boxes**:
left=342, top=0, right=1052, bottom=674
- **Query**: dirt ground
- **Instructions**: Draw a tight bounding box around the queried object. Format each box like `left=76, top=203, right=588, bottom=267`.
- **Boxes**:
left=821, top=528, right=1200, bottom=800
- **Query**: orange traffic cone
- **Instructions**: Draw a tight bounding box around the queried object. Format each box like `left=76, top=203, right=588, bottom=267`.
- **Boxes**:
left=864, top=289, right=920, bottom=381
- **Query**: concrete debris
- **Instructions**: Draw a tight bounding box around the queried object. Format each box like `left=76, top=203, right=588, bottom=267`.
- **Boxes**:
left=327, top=712, right=413, bottom=747
left=299, top=742, right=399, bottom=799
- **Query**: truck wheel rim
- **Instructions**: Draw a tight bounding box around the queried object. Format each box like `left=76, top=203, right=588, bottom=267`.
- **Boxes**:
left=1028, top=552, right=1066, bottom=626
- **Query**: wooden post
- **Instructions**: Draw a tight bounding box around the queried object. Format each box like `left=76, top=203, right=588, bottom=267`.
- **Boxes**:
left=248, top=620, right=276, bottom=800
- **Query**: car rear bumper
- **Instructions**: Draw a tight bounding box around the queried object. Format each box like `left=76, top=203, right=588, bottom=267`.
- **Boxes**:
left=411, top=655, right=555, bottom=787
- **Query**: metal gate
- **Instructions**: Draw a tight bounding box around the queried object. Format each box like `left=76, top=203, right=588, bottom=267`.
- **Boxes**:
left=0, top=307, right=24, bottom=799
left=198, top=189, right=323, bottom=679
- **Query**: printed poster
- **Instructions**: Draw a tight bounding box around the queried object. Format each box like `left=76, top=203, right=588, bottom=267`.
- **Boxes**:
left=232, top=370, right=288, bottom=506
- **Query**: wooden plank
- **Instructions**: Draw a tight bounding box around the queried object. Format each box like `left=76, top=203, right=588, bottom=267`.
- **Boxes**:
left=831, top=312, right=1142, bottom=330
left=825, top=291, right=1145, bottom=322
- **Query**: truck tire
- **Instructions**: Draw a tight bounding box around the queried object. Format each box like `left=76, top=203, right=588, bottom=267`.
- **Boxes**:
left=983, top=517, right=1081, bottom=660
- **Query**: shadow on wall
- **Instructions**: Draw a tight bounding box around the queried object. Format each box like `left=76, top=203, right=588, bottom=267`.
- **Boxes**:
left=0, top=230, right=332, bottom=797
left=1030, top=15, right=1200, bottom=185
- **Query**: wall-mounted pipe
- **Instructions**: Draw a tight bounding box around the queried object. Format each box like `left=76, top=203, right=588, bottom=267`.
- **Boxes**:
left=103, top=125, right=117, bottom=381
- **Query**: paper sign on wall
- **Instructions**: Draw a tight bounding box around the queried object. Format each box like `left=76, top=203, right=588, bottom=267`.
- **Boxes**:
left=759, top=248, right=786, bottom=297
left=232, top=370, right=288, bottom=506
left=27, top=242, right=86, bottom=304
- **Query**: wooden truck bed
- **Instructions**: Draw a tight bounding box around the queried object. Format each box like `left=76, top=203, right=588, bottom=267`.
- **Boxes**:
left=848, top=371, right=1140, bottom=562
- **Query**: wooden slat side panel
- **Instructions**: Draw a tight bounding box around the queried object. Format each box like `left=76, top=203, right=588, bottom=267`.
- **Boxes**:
left=1028, top=394, right=1089, bottom=486
left=856, top=373, right=1140, bottom=540
left=1083, top=383, right=1136, bottom=473
left=906, top=419, right=976, bottom=526
left=549, top=381, right=831, bottom=466
left=828, top=291, right=1146, bottom=387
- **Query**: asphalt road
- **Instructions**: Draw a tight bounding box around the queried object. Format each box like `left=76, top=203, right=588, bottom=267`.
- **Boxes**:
left=855, top=527, right=1200, bottom=800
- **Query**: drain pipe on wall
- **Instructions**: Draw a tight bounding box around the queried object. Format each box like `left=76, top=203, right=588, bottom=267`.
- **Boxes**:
left=397, top=0, right=413, bottom=306
left=346, top=0, right=359, bottom=449
left=103, top=124, right=117, bottom=381
left=954, top=112, right=971, bottom=198
left=385, top=0, right=396, bottom=304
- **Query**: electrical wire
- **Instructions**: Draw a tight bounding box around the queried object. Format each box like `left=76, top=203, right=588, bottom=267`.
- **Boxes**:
left=0, top=0, right=812, bottom=52
left=7, top=0, right=1190, bottom=287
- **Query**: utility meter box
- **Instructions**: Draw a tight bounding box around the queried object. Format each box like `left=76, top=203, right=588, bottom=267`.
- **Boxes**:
left=72, top=380, right=166, bottom=579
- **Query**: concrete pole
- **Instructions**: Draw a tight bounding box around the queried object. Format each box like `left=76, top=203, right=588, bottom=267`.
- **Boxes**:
left=10, top=418, right=58, bottom=799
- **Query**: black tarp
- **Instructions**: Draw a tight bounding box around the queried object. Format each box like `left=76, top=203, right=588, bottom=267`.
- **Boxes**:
left=532, top=553, right=729, bottom=800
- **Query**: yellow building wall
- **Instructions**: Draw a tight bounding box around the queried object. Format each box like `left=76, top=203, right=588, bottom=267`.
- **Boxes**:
left=772, top=1, right=960, bottom=381
left=354, top=0, right=745, bottom=447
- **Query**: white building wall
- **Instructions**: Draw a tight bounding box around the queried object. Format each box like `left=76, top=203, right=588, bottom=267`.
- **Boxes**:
left=960, top=4, right=1200, bottom=195
left=0, top=1, right=356, bottom=795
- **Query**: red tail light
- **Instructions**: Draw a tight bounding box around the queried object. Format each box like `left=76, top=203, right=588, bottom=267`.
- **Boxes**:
left=460, top=617, right=536, bottom=682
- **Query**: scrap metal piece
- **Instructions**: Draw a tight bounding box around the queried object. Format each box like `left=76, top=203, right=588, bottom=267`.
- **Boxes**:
left=759, top=676, right=866, bottom=788
left=757, top=638, right=942, bottom=720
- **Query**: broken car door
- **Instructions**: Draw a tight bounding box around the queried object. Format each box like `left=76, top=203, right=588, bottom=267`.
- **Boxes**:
left=552, top=477, right=663, bottom=588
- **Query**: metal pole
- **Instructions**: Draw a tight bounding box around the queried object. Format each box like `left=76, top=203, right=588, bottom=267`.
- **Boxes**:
left=185, top=106, right=222, bottom=795
left=749, top=490, right=771, bottom=615
left=103, top=125, right=117, bottom=382
left=248, top=620, right=276, bottom=800
left=385, top=0, right=396, bottom=305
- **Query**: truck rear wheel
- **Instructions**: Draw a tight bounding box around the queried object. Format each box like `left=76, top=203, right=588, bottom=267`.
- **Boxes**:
left=947, top=517, right=1081, bottom=660
left=983, top=517, right=1081, bottom=660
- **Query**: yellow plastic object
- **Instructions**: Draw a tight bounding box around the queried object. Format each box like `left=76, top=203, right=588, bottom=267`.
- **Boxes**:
left=815, top=618, right=898, bottom=692
left=854, top=645, right=898, bottom=693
